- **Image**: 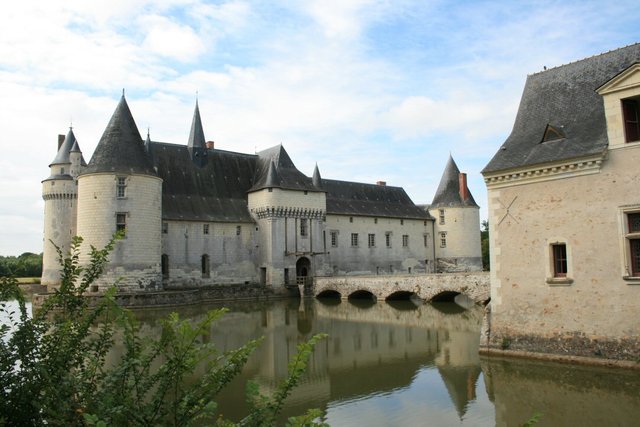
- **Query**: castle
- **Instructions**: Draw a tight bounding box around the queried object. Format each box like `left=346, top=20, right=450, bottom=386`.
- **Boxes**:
left=42, top=95, right=481, bottom=292
left=481, top=43, right=640, bottom=360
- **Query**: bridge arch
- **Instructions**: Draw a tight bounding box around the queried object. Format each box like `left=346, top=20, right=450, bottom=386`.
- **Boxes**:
left=316, top=289, right=342, bottom=299
left=429, top=290, right=460, bottom=302
left=348, top=289, right=377, bottom=301
left=386, top=290, right=418, bottom=301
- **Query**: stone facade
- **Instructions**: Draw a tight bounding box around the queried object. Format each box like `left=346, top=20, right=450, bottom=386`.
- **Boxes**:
left=481, top=44, right=640, bottom=361
left=42, top=96, right=482, bottom=293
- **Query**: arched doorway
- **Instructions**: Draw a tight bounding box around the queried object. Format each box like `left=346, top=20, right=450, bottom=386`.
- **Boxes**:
left=296, top=257, right=311, bottom=286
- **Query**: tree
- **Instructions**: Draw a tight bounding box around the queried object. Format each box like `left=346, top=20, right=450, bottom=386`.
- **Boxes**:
left=0, top=236, right=327, bottom=426
left=481, top=220, right=490, bottom=271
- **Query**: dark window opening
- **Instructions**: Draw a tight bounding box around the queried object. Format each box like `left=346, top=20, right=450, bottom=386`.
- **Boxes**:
left=161, top=254, right=169, bottom=278
left=623, top=98, right=640, bottom=143
left=552, top=244, right=567, bottom=277
left=116, top=213, right=127, bottom=235
left=630, top=239, right=640, bottom=276
left=201, top=254, right=210, bottom=278
left=541, top=124, right=566, bottom=142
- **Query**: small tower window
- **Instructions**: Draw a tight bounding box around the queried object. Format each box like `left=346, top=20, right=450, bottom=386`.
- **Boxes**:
left=201, top=254, right=210, bottom=278
left=116, top=177, right=127, bottom=198
left=439, top=209, right=445, bottom=225
left=402, top=234, right=409, bottom=247
left=440, top=232, right=447, bottom=248
left=61, top=167, right=65, bottom=175
left=300, top=219, right=308, bottom=237
left=236, top=225, right=241, bottom=236
left=116, top=213, right=127, bottom=235
left=203, top=224, right=209, bottom=235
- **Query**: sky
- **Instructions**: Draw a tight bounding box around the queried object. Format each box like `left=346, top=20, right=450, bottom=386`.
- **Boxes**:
left=1, top=0, right=639, bottom=255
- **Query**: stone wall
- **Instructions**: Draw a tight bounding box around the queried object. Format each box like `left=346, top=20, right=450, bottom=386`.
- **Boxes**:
left=324, top=215, right=434, bottom=275
left=484, top=144, right=640, bottom=361
left=430, top=205, right=482, bottom=273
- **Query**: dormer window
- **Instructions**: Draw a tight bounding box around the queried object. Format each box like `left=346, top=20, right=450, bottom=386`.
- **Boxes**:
left=541, top=124, right=565, bottom=143
left=622, top=98, right=640, bottom=143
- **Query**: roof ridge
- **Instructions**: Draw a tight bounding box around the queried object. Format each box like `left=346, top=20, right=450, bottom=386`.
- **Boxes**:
left=530, top=42, right=640, bottom=76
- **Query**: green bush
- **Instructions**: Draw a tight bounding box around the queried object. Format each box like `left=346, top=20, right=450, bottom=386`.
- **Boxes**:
left=0, top=236, right=327, bottom=426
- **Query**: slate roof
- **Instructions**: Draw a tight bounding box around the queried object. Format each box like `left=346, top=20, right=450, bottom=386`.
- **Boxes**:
left=148, top=142, right=257, bottom=222
left=82, top=95, right=156, bottom=176
left=431, top=155, right=478, bottom=208
left=49, top=128, right=86, bottom=167
left=483, top=43, right=640, bottom=174
left=250, top=145, right=319, bottom=192
left=323, top=179, right=432, bottom=220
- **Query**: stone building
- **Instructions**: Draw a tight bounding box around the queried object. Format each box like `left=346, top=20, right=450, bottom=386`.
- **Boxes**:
left=481, top=43, right=640, bottom=360
left=42, top=95, right=482, bottom=292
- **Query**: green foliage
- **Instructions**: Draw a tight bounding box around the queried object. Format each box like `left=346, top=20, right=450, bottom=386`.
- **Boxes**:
left=481, top=220, right=490, bottom=271
left=0, top=252, right=42, bottom=278
left=501, top=337, right=512, bottom=350
left=0, top=236, right=328, bottom=426
left=522, top=412, right=543, bottom=426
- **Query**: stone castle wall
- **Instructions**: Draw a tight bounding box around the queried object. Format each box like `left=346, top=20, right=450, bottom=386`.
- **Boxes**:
left=430, top=206, right=482, bottom=272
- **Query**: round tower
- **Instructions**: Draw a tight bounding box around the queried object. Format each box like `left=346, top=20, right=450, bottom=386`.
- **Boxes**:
left=429, top=155, right=482, bottom=273
left=76, top=94, right=163, bottom=292
left=41, top=128, right=85, bottom=289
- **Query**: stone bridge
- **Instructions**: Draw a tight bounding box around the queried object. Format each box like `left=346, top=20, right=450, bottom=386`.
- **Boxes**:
left=311, top=272, right=490, bottom=304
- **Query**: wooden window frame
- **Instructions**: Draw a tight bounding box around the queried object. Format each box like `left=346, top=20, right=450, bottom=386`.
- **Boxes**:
left=622, top=98, right=640, bottom=143
left=552, top=243, right=568, bottom=278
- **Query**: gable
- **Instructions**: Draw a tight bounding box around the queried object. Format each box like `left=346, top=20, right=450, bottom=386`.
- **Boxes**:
left=597, top=63, right=640, bottom=95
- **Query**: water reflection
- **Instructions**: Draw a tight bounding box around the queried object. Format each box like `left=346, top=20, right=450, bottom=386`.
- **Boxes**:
left=126, top=299, right=486, bottom=425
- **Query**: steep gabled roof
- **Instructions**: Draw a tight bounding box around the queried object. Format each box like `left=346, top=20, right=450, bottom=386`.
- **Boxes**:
left=324, top=179, right=432, bottom=220
left=82, top=95, right=156, bottom=176
left=431, top=155, right=478, bottom=208
left=483, top=43, right=640, bottom=174
left=250, top=144, right=318, bottom=192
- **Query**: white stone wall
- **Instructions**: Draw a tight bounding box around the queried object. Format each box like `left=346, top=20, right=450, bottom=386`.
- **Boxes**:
left=161, top=220, right=257, bottom=287
left=430, top=206, right=482, bottom=272
left=248, top=188, right=325, bottom=211
left=41, top=179, right=78, bottom=287
left=324, top=215, right=434, bottom=275
left=77, top=173, right=162, bottom=291
left=486, top=144, right=640, bottom=342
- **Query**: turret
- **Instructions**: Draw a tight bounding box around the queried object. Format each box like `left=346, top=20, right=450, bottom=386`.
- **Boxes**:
left=41, top=128, right=85, bottom=289
left=429, top=155, right=482, bottom=272
left=76, top=94, right=163, bottom=292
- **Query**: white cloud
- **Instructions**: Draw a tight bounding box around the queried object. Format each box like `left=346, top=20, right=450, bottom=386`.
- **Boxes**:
left=141, top=15, right=206, bottom=62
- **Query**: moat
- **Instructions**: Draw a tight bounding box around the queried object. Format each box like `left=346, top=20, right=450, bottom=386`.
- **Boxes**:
left=4, top=297, right=640, bottom=426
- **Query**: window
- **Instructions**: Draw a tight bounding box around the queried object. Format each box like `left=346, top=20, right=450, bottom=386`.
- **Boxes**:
left=162, top=222, right=168, bottom=234
left=402, top=234, right=409, bottom=247
left=623, top=98, right=640, bottom=143
left=368, top=233, right=375, bottom=247
left=349, top=217, right=353, bottom=223
left=552, top=244, right=567, bottom=277
left=626, top=212, right=640, bottom=276
left=439, top=209, right=445, bottom=225
left=424, top=233, right=430, bottom=247
left=203, top=224, right=209, bottom=235
left=116, top=177, right=126, bottom=198
left=330, top=231, right=338, bottom=247
left=385, top=232, right=391, bottom=248
left=300, top=219, right=308, bottom=237
left=236, top=225, right=241, bottom=236
left=351, top=233, right=359, bottom=247
left=440, top=232, right=447, bottom=248
left=61, top=167, right=65, bottom=175
left=161, top=254, right=169, bottom=278
left=374, top=218, right=378, bottom=224
left=400, top=219, right=404, bottom=225
left=116, top=213, right=127, bottom=235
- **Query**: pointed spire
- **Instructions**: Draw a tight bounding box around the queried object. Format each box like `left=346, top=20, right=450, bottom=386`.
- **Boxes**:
left=312, top=163, right=322, bottom=188
left=265, top=160, right=281, bottom=187
left=49, top=127, right=77, bottom=166
left=188, top=99, right=206, bottom=150
left=82, top=94, right=155, bottom=176
left=431, top=155, right=478, bottom=208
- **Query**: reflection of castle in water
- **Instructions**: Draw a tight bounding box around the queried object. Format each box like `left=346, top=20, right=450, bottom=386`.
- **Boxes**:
left=128, top=299, right=484, bottom=420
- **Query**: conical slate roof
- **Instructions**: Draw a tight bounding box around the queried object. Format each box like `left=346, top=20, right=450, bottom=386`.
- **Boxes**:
left=82, top=95, right=156, bottom=176
left=250, top=144, right=317, bottom=192
left=431, top=155, right=478, bottom=208
left=50, top=128, right=77, bottom=166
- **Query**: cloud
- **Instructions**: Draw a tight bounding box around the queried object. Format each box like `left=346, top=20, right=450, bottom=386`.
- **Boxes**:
left=141, top=15, right=206, bottom=62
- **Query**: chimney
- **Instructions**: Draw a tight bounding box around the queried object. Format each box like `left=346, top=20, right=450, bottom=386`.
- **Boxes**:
left=58, top=134, right=65, bottom=150
left=376, top=181, right=386, bottom=186
left=206, top=140, right=214, bottom=149
left=459, top=173, right=468, bottom=201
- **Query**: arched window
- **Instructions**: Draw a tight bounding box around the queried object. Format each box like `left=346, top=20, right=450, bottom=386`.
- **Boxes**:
left=161, top=254, right=169, bottom=278
left=201, top=254, right=210, bottom=278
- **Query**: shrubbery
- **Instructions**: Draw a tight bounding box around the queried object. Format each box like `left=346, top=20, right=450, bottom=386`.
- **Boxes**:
left=0, top=236, right=327, bottom=426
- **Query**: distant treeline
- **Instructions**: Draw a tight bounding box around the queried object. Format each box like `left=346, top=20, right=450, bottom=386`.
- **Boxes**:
left=0, top=253, right=43, bottom=277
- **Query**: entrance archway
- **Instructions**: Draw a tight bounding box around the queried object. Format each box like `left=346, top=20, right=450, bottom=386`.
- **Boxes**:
left=296, top=257, right=311, bottom=286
